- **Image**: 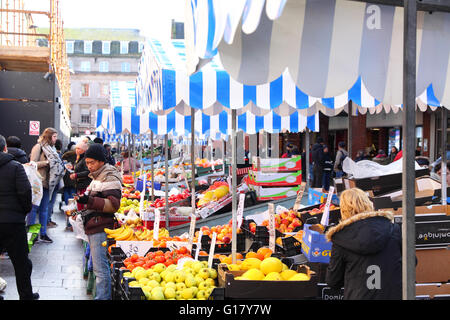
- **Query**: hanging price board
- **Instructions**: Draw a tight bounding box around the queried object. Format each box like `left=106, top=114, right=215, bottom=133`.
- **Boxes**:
left=268, top=203, right=276, bottom=252
left=198, top=206, right=211, bottom=219
left=293, top=182, right=306, bottom=211
left=194, top=230, right=203, bottom=261
left=116, top=241, right=154, bottom=258
left=208, top=232, right=217, bottom=268
left=320, top=186, right=335, bottom=227
left=237, top=193, right=246, bottom=229
left=153, top=208, right=161, bottom=240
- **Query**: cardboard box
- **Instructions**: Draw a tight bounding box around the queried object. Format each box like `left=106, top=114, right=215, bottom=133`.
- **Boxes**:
left=222, top=264, right=318, bottom=299
left=416, top=247, right=450, bottom=283
left=307, top=188, right=339, bottom=206
left=416, top=283, right=450, bottom=299
left=301, top=224, right=332, bottom=263
left=247, top=170, right=302, bottom=187
left=343, top=168, right=429, bottom=196
left=254, top=185, right=300, bottom=201
left=252, top=156, right=302, bottom=172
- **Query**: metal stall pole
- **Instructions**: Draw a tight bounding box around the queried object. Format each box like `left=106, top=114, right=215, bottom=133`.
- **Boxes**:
left=190, top=109, right=196, bottom=231
left=231, top=109, right=237, bottom=264
left=151, top=131, right=155, bottom=202
left=442, top=107, right=447, bottom=205
left=348, top=101, right=353, bottom=159
left=402, top=0, right=417, bottom=300
left=164, top=134, right=170, bottom=231
left=305, top=128, right=310, bottom=190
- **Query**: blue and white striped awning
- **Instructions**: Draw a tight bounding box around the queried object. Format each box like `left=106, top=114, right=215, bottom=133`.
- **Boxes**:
left=186, top=0, right=450, bottom=107
left=136, top=38, right=390, bottom=114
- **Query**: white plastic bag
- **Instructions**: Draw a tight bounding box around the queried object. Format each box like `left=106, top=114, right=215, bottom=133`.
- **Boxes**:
left=69, top=214, right=89, bottom=242
left=342, top=157, right=422, bottom=179
left=23, top=162, right=43, bottom=206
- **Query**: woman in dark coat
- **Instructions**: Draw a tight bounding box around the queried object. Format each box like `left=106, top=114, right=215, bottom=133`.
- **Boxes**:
left=69, top=140, right=92, bottom=210
left=325, top=188, right=402, bottom=300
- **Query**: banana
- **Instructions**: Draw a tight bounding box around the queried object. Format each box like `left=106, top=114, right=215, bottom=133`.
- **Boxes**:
left=104, top=226, right=125, bottom=236
left=137, top=229, right=151, bottom=241
left=115, top=227, right=134, bottom=241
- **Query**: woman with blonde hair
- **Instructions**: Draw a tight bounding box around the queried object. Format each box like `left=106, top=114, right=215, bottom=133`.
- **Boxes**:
left=69, top=139, right=92, bottom=210
left=325, top=188, right=402, bottom=300
left=27, top=128, right=65, bottom=243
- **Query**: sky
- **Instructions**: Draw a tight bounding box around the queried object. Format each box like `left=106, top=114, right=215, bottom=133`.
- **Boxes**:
left=31, top=0, right=185, bottom=40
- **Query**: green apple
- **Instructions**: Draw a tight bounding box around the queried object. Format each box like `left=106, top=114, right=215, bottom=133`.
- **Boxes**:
left=191, top=261, right=203, bottom=274
left=198, top=281, right=208, bottom=291
left=195, top=275, right=204, bottom=285
left=205, top=278, right=215, bottom=287
left=196, top=290, right=206, bottom=299
left=164, top=287, right=176, bottom=299
left=146, top=279, right=160, bottom=289
left=151, top=287, right=165, bottom=300
left=175, top=291, right=183, bottom=300
left=153, top=263, right=166, bottom=273
left=181, top=288, right=194, bottom=299
left=163, top=271, right=175, bottom=283
left=185, top=274, right=197, bottom=288
left=198, top=268, right=211, bottom=280
left=208, top=268, right=217, bottom=280
left=142, top=287, right=152, bottom=300
left=138, top=278, right=150, bottom=286
left=205, top=287, right=213, bottom=297
left=191, top=286, right=199, bottom=297
left=167, top=264, right=177, bottom=272
left=148, top=272, right=161, bottom=283
left=160, top=281, right=166, bottom=287
left=165, top=282, right=176, bottom=290
left=174, top=270, right=186, bottom=283
left=201, top=261, right=208, bottom=268
left=128, top=280, right=141, bottom=288
left=176, top=282, right=187, bottom=291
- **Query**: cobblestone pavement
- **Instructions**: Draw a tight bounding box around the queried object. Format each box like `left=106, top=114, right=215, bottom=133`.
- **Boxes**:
left=0, top=194, right=92, bottom=300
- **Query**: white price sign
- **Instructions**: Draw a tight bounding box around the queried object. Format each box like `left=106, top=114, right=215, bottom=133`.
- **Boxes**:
left=153, top=208, right=161, bottom=240
left=198, top=206, right=211, bottom=219
left=116, top=241, right=154, bottom=258
left=194, top=230, right=203, bottom=261
left=237, top=193, right=246, bottom=229
left=208, top=232, right=217, bottom=268
left=268, top=203, right=276, bottom=252
left=188, top=213, right=197, bottom=245
left=167, top=241, right=192, bottom=252
left=293, top=182, right=306, bottom=211
left=320, top=186, right=335, bottom=227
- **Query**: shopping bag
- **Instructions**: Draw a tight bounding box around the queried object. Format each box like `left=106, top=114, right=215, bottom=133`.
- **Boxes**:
left=23, top=163, right=43, bottom=206
left=26, top=224, right=41, bottom=251
left=69, top=214, right=89, bottom=242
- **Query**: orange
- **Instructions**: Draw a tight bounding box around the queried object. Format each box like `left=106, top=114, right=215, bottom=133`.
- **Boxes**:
left=257, top=247, right=272, bottom=260
left=236, top=253, right=244, bottom=260
left=245, top=251, right=258, bottom=259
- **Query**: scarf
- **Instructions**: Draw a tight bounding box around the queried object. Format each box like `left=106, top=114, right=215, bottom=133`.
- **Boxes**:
left=41, top=143, right=65, bottom=197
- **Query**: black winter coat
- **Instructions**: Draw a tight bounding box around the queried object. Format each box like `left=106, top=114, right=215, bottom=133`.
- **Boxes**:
left=74, top=153, right=92, bottom=191
left=311, top=143, right=324, bottom=167
left=0, top=152, right=32, bottom=223
left=7, top=147, right=28, bottom=164
left=325, top=211, right=402, bottom=300
left=62, top=150, right=77, bottom=188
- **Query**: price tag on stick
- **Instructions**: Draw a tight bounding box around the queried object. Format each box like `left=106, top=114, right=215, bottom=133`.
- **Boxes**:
left=194, top=230, right=203, bottom=261
left=188, top=213, right=197, bottom=246
left=237, top=193, right=246, bottom=229
left=320, top=186, right=335, bottom=227
left=208, top=232, right=217, bottom=268
left=293, top=182, right=306, bottom=211
left=268, top=203, right=276, bottom=253
left=153, top=209, right=161, bottom=240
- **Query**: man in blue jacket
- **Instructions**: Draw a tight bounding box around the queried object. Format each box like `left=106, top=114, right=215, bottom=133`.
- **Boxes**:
left=0, top=135, right=38, bottom=300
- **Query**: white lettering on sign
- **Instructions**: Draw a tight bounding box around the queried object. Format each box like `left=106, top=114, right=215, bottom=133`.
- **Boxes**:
left=29, top=121, right=40, bottom=136
left=366, top=5, right=381, bottom=30
left=268, top=203, right=276, bottom=252
left=208, top=232, right=217, bottom=268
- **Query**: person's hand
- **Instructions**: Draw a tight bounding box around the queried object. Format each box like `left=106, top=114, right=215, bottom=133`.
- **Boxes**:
left=76, top=194, right=89, bottom=204
left=70, top=173, right=76, bottom=180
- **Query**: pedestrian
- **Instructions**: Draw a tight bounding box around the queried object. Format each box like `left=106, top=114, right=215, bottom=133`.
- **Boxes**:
left=372, top=149, right=389, bottom=165
left=70, top=139, right=92, bottom=210
left=321, top=145, right=333, bottom=192
left=415, top=146, right=422, bottom=157
left=432, top=161, right=450, bottom=187
left=354, top=150, right=365, bottom=162
left=389, top=146, right=398, bottom=163
left=93, top=137, right=104, bottom=145
left=430, top=144, right=450, bottom=173
left=311, top=137, right=325, bottom=188
left=333, top=141, right=348, bottom=178
left=74, top=143, right=122, bottom=300
left=121, top=149, right=140, bottom=175
left=0, top=135, right=39, bottom=300
left=325, top=188, right=402, bottom=300
left=61, top=143, right=77, bottom=231
left=104, top=144, right=116, bottom=166
left=393, top=149, right=402, bottom=162
left=54, top=139, right=63, bottom=159
left=6, top=136, right=28, bottom=164
left=27, top=128, right=65, bottom=243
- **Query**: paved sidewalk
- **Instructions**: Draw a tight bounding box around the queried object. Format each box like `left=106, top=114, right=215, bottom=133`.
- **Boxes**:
left=0, top=194, right=92, bottom=300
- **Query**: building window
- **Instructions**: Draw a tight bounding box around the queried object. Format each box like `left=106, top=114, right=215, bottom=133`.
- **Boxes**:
left=80, top=61, right=91, bottom=72
left=120, top=41, right=129, bottom=54
left=84, top=41, right=93, bottom=54
left=99, top=61, right=109, bottom=72
left=81, top=113, right=91, bottom=124
left=121, top=62, right=131, bottom=73
left=66, top=41, right=74, bottom=54
left=102, top=41, right=111, bottom=54
left=68, top=59, right=74, bottom=71
left=100, top=84, right=109, bottom=97
left=81, top=84, right=90, bottom=97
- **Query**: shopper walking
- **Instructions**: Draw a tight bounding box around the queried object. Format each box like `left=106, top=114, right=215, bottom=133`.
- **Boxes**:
left=389, top=146, right=398, bottom=163
left=27, top=128, right=65, bottom=243
left=74, top=143, right=122, bottom=300
left=333, top=141, right=348, bottom=178
left=321, top=145, right=333, bottom=192
left=311, top=137, right=325, bottom=188
left=121, top=149, right=140, bottom=175
left=62, top=143, right=77, bottom=231
left=104, top=144, right=116, bottom=166
left=70, top=139, right=92, bottom=210
left=0, top=135, right=39, bottom=300
left=6, top=136, right=28, bottom=164
left=325, top=188, right=402, bottom=300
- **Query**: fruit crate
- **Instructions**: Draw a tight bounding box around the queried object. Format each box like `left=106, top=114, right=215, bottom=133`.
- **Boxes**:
left=296, top=203, right=341, bottom=226
left=107, top=246, right=127, bottom=263
left=196, top=255, right=221, bottom=270
left=280, top=235, right=303, bottom=256
left=208, top=287, right=225, bottom=300
left=197, top=233, right=246, bottom=254
left=121, top=277, right=146, bottom=300
left=241, top=219, right=284, bottom=242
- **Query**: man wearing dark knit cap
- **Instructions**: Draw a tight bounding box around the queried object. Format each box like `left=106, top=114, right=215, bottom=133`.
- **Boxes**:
left=74, top=143, right=122, bottom=300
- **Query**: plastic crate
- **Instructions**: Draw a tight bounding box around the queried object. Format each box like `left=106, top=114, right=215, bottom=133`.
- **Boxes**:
left=107, top=246, right=126, bottom=263
left=121, top=277, right=146, bottom=300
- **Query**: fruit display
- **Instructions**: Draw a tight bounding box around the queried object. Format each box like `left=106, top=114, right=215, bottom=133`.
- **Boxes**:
left=197, top=180, right=230, bottom=207
left=104, top=225, right=170, bottom=242
left=195, top=158, right=223, bottom=168
left=123, top=248, right=192, bottom=271
left=260, top=209, right=303, bottom=233
left=122, top=252, right=219, bottom=300
left=193, top=221, right=242, bottom=244
left=296, top=203, right=339, bottom=217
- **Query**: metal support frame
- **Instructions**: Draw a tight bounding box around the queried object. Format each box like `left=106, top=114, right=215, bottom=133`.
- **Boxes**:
left=348, top=101, right=353, bottom=159
left=190, top=109, right=196, bottom=224
left=442, top=107, right=447, bottom=204
left=165, top=134, right=170, bottom=231
left=151, top=131, right=154, bottom=202
left=305, top=128, right=310, bottom=189
left=231, top=109, right=237, bottom=264
left=401, top=0, right=417, bottom=300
